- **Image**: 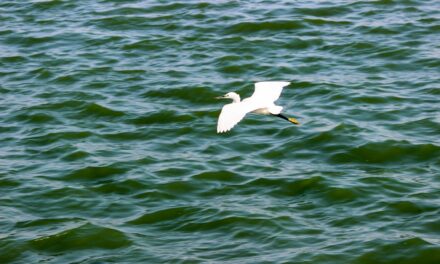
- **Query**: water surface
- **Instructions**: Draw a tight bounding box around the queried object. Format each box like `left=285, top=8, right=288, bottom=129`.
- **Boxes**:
left=1, top=0, right=440, bottom=263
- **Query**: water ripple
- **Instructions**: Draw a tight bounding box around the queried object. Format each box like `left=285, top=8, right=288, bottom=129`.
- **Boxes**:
left=1, top=0, right=440, bottom=263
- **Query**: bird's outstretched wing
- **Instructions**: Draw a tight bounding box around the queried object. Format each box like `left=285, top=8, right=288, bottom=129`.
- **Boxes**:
left=217, top=102, right=255, bottom=133
left=251, top=81, right=290, bottom=103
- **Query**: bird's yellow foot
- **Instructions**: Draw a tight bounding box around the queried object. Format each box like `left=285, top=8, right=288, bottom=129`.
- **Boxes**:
left=288, top=117, right=299, bottom=125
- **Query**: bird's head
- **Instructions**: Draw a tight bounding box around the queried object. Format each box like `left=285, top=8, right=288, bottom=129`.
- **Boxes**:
left=215, top=92, right=240, bottom=103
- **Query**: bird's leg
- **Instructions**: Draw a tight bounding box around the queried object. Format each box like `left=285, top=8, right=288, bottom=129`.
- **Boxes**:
left=274, top=114, right=299, bottom=125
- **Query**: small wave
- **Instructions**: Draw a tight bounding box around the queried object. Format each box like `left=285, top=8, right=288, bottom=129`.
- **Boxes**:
left=132, top=189, right=175, bottom=200
left=177, top=215, right=282, bottom=233
left=0, top=86, right=11, bottom=93
left=23, top=130, right=93, bottom=146
left=30, top=67, right=53, bottom=80
left=218, top=64, right=254, bottom=74
left=15, top=217, right=82, bottom=228
left=284, top=37, right=324, bottom=50
left=100, top=131, right=149, bottom=141
left=423, top=219, right=440, bottom=234
left=244, top=176, right=327, bottom=197
left=286, top=123, right=362, bottom=151
left=192, top=170, right=245, bottom=182
left=414, top=58, right=440, bottom=69
left=139, top=2, right=220, bottom=14
left=296, top=6, right=351, bottom=17
left=351, top=95, right=405, bottom=104
left=0, top=55, right=27, bottom=64
left=354, top=237, right=435, bottom=263
left=303, top=18, right=352, bottom=27
left=388, top=200, right=436, bottom=215
left=51, top=74, right=79, bottom=85
left=30, top=0, right=73, bottom=10
left=77, top=102, right=125, bottom=119
left=61, top=150, right=90, bottom=161
left=356, top=25, right=400, bottom=35
left=324, top=187, right=359, bottom=203
left=91, top=179, right=148, bottom=195
left=390, top=118, right=440, bottom=137
left=320, top=41, right=380, bottom=55
left=157, top=180, right=201, bottom=195
left=0, top=238, right=28, bottom=263
left=122, top=39, right=161, bottom=51
left=92, top=6, right=148, bottom=16
left=62, top=165, right=128, bottom=182
left=130, top=110, right=195, bottom=125
left=39, top=186, right=92, bottom=200
left=214, top=55, right=245, bottom=64
left=89, top=16, right=150, bottom=31
left=0, top=177, right=21, bottom=188
left=226, top=20, right=305, bottom=34
left=330, top=140, right=440, bottom=165
left=14, top=112, right=57, bottom=124
left=81, top=35, right=124, bottom=49
left=4, top=35, right=56, bottom=48
left=359, top=176, right=412, bottom=197
left=26, top=100, right=85, bottom=112
left=142, top=86, right=215, bottom=105
left=0, top=29, right=13, bottom=36
left=128, top=206, right=203, bottom=225
left=369, top=47, right=413, bottom=60
left=29, top=223, right=131, bottom=251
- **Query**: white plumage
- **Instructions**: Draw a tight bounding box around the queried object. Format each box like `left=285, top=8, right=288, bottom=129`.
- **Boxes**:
left=216, top=81, right=298, bottom=133
left=251, top=81, right=288, bottom=104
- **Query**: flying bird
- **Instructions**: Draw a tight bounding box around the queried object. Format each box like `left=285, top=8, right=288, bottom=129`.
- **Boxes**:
left=216, top=81, right=299, bottom=133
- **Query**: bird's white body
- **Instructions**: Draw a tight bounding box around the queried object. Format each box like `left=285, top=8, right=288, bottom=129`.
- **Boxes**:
left=217, top=81, right=291, bottom=133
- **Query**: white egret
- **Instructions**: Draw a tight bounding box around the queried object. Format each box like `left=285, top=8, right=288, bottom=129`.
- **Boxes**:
left=216, top=81, right=299, bottom=133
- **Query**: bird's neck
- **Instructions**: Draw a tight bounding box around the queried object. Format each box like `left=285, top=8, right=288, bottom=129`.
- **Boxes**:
left=231, top=94, right=240, bottom=103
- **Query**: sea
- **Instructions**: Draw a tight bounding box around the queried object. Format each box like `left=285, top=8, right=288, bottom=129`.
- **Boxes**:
left=1, top=0, right=439, bottom=263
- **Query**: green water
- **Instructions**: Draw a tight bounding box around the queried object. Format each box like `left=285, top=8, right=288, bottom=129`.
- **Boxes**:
left=1, top=0, right=440, bottom=263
